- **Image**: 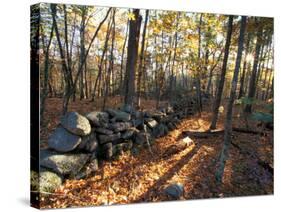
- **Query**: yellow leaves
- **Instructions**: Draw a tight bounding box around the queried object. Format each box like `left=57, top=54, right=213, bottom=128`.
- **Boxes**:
left=127, top=12, right=135, bottom=21
left=219, top=106, right=224, bottom=114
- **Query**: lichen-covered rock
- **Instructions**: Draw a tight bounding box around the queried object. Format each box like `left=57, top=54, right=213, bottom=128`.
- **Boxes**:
left=39, top=169, right=63, bottom=193
left=106, top=109, right=131, bottom=122
left=164, top=183, right=184, bottom=199
left=61, top=112, right=91, bottom=136
left=86, top=111, right=109, bottom=127
left=98, top=133, right=121, bottom=144
left=109, top=122, right=132, bottom=132
left=74, top=157, right=99, bottom=180
left=77, top=132, right=99, bottom=152
left=40, top=150, right=91, bottom=177
left=48, top=126, right=82, bottom=152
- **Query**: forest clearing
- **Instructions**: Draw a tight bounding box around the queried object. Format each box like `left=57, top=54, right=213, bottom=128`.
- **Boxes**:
left=30, top=2, right=274, bottom=208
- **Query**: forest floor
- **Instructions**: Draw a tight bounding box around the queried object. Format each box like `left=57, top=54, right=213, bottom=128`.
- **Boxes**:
left=40, top=97, right=273, bottom=208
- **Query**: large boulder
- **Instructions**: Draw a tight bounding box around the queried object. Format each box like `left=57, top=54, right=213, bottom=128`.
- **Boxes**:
left=39, top=169, right=63, bottom=193
left=40, top=150, right=91, bottom=177
left=48, top=126, right=82, bottom=152
left=77, top=132, right=99, bottom=152
left=109, top=122, right=132, bottom=132
left=86, top=111, right=109, bottom=127
left=164, top=183, right=184, bottom=199
left=61, top=112, right=91, bottom=136
left=98, top=132, right=121, bottom=144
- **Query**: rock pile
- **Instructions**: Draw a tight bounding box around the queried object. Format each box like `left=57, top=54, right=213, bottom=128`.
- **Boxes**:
left=36, top=103, right=196, bottom=192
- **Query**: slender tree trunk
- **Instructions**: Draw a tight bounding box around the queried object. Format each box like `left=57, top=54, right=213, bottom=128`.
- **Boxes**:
left=137, top=10, right=149, bottom=108
left=170, top=12, right=180, bottom=96
left=238, top=31, right=251, bottom=99
left=123, top=9, right=142, bottom=107
left=92, top=14, right=112, bottom=102
left=40, top=21, right=54, bottom=125
left=216, top=16, right=247, bottom=183
left=120, top=20, right=129, bottom=94
left=51, top=4, right=72, bottom=114
left=196, top=13, right=203, bottom=113
left=103, top=9, right=116, bottom=110
left=79, top=6, right=87, bottom=100
left=244, top=19, right=264, bottom=113
left=210, top=16, right=234, bottom=130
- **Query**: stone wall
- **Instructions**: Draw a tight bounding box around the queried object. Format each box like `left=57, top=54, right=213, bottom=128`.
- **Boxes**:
left=34, top=101, right=197, bottom=193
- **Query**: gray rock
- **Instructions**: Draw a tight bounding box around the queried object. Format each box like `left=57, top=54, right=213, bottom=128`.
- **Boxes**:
left=74, top=158, right=99, bottom=180
left=109, top=122, right=132, bottom=132
left=77, top=132, right=99, bottom=152
left=106, top=109, right=131, bottom=122
left=61, top=112, right=91, bottom=136
left=100, top=143, right=113, bottom=159
left=150, top=111, right=166, bottom=122
left=48, top=126, right=82, bottom=152
left=37, top=169, right=63, bottom=193
left=86, top=111, right=109, bottom=127
left=132, top=119, right=143, bottom=128
left=153, top=123, right=168, bottom=138
left=98, top=133, right=121, bottom=144
left=167, top=122, right=176, bottom=130
left=134, top=132, right=150, bottom=146
left=145, top=118, right=158, bottom=129
left=120, top=104, right=135, bottom=114
left=164, top=183, right=184, bottom=199
left=95, top=128, right=114, bottom=135
left=122, top=129, right=136, bottom=139
left=40, top=150, right=91, bottom=177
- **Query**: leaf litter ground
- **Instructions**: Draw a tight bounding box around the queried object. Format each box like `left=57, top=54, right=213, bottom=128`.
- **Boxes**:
left=40, top=98, right=273, bottom=208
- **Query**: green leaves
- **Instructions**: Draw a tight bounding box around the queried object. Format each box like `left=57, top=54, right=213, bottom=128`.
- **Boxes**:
left=235, top=97, right=257, bottom=105
left=250, top=112, right=273, bottom=123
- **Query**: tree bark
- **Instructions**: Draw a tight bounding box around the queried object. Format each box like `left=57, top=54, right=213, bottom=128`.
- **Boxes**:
left=123, top=9, right=142, bottom=107
left=216, top=16, right=247, bottom=183
left=238, top=31, right=251, bottom=99
left=210, top=16, right=234, bottom=130
left=137, top=10, right=149, bottom=108
left=40, top=18, right=54, bottom=125
left=244, top=18, right=263, bottom=113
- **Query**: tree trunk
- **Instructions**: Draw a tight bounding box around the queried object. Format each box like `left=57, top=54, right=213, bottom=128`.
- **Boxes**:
left=40, top=18, right=54, bottom=125
left=79, top=6, right=87, bottom=100
left=137, top=10, right=149, bottom=108
left=92, top=13, right=112, bottom=102
left=123, top=9, right=142, bottom=107
left=216, top=16, right=247, bottom=183
left=209, top=16, right=233, bottom=130
left=196, top=14, right=203, bottom=113
left=119, top=20, right=129, bottom=94
left=244, top=19, right=263, bottom=113
left=103, top=9, right=116, bottom=110
left=238, top=31, right=251, bottom=99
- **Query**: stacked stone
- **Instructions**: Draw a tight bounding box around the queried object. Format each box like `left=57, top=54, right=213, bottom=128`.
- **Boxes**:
left=37, top=103, right=196, bottom=192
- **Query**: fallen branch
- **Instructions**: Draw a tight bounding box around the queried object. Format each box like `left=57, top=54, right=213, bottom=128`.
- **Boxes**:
left=232, top=127, right=263, bottom=135
left=183, top=127, right=263, bottom=138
